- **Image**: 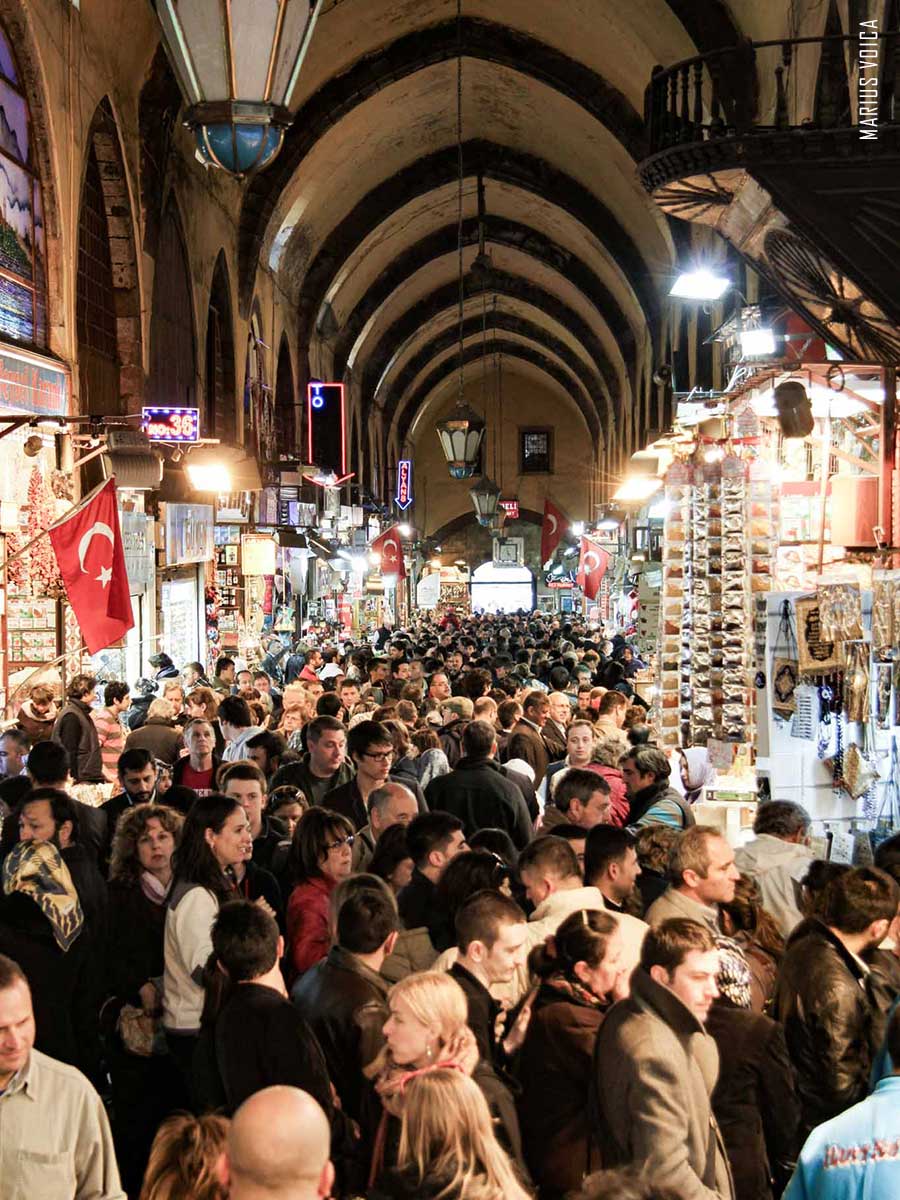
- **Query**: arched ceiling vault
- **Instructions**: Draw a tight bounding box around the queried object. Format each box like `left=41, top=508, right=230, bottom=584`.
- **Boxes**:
left=403, top=345, right=599, bottom=450
left=331, top=214, right=637, bottom=382
left=388, top=326, right=598, bottom=451
left=361, top=268, right=619, bottom=422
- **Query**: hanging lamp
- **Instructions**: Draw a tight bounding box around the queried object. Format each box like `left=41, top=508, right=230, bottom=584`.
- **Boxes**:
left=470, top=475, right=502, bottom=526
left=155, top=0, right=322, bottom=177
left=435, top=0, right=485, bottom=480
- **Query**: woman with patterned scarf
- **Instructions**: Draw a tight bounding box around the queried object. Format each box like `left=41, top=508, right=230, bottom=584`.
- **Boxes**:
left=516, top=908, right=630, bottom=1200
left=0, top=839, right=90, bottom=1074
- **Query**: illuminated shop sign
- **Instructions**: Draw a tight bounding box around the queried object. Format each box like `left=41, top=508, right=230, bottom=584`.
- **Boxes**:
left=395, top=459, right=413, bottom=510
left=142, top=406, right=200, bottom=442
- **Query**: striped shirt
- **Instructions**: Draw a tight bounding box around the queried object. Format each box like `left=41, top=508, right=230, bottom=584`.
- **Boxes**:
left=91, top=707, right=125, bottom=784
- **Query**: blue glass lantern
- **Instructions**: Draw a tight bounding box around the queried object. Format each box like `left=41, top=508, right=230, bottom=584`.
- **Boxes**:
left=156, top=0, right=322, bottom=178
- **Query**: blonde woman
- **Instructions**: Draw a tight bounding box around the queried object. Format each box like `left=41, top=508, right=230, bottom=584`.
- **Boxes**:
left=365, top=971, right=526, bottom=1187
left=139, top=1112, right=229, bottom=1200
left=370, top=1068, right=531, bottom=1200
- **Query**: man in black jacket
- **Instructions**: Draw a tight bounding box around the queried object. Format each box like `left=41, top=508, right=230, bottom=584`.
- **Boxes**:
left=51, top=674, right=104, bottom=784
left=397, top=811, right=467, bottom=950
left=425, top=720, right=532, bottom=848
left=773, top=865, right=899, bottom=1139
left=292, top=883, right=397, bottom=1122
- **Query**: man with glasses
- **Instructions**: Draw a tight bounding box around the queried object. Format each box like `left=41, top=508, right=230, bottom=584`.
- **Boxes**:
left=324, top=721, right=393, bottom=830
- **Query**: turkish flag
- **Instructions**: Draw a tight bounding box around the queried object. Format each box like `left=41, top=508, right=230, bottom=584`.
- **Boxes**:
left=371, top=524, right=406, bottom=580
left=577, top=536, right=610, bottom=601
left=541, top=499, right=569, bottom=564
left=49, top=478, right=134, bottom=654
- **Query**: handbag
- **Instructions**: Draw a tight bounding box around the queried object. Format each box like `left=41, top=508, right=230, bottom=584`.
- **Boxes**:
left=771, top=600, right=799, bottom=718
left=117, top=1004, right=160, bottom=1058
left=842, top=742, right=879, bottom=801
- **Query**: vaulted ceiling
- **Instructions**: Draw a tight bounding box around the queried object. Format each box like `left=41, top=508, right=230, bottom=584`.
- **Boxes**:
left=235, top=0, right=746, bottom=460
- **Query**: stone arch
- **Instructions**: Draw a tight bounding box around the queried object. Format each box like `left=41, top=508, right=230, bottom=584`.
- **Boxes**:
left=205, top=251, right=237, bottom=442
left=146, top=201, right=196, bottom=408
left=75, top=97, right=142, bottom=414
left=244, top=300, right=274, bottom=462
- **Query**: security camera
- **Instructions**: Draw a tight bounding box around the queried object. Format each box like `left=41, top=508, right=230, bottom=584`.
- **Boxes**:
left=652, top=364, right=673, bottom=387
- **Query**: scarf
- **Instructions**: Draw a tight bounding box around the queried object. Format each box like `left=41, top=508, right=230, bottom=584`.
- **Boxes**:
left=140, top=870, right=170, bottom=905
left=680, top=748, right=716, bottom=804
left=543, top=971, right=609, bottom=1010
left=2, top=840, right=84, bottom=951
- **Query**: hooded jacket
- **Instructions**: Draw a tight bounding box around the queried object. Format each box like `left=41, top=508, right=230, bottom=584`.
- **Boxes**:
left=734, top=834, right=812, bottom=937
left=594, top=967, right=735, bottom=1200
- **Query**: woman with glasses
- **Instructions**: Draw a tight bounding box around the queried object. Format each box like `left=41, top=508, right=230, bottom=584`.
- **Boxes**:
left=285, top=806, right=355, bottom=982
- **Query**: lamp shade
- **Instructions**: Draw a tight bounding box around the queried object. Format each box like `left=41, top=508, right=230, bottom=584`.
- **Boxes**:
left=470, top=475, right=501, bottom=526
left=435, top=404, right=486, bottom=479
left=156, top=0, right=321, bottom=176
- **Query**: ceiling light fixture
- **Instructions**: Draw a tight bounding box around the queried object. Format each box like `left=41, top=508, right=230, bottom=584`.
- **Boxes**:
left=669, top=269, right=731, bottom=301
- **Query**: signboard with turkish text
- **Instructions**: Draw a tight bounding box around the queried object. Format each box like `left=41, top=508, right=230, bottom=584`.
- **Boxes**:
left=499, top=498, right=519, bottom=520
left=0, top=344, right=69, bottom=416
left=395, top=460, right=413, bottom=511
left=141, top=407, right=200, bottom=442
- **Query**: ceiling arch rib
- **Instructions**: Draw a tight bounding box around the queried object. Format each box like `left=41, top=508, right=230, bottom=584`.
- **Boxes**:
left=386, top=310, right=604, bottom=439
left=400, top=341, right=599, bottom=450
left=330, top=213, right=637, bottom=383
left=361, top=269, right=618, bottom=427
left=290, top=139, right=662, bottom=372
left=348, top=243, right=629, bottom=409
left=377, top=293, right=601, bottom=409
left=236, top=16, right=647, bottom=312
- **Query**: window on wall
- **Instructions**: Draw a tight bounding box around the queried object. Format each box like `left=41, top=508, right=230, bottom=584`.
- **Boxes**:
left=520, top=427, right=553, bottom=474
left=76, top=144, right=120, bottom=412
left=0, top=26, right=48, bottom=347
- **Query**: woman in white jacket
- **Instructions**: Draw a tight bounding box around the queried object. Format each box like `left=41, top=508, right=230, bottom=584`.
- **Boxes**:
left=162, top=792, right=251, bottom=1103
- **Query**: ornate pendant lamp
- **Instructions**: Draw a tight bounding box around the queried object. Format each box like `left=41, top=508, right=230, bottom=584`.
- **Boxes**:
left=155, top=0, right=322, bottom=177
left=470, top=475, right=501, bottom=526
left=435, top=0, right=486, bottom=480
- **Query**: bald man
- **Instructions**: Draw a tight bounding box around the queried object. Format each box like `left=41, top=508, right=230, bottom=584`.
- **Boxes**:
left=227, top=1086, right=333, bottom=1200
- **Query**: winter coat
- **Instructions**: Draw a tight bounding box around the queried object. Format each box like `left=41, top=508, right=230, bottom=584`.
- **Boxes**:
left=593, top=966, right=735, bottom=1200
left=397, top=867, right=451, bottom=951
left=291, top=944, right=389, bottom=1122
left=286, top=873, right=337, bottom=982
left=773, top=919, right=882, bottom=1140
left=413, top=747, right=450, bottom=789
left=424, top=757, right=532, bottom=848
left=541, top=719, right=567, bottom=763
left=123, top=716, right=183, bottom=766
left=783, top=1075, right=900, bottom=1200
left=628, top=779, right=695, bottom=828
left=270, top=754, right=355, bottom=806
left=705, top=1002, right=800, bottom=1200
left=323, top=778, right=368, bottom=830
left=646, top=886, right=721, bottom=936
left=517, top=978, right=607, bottom=1197
left=506, top=720, right=550, bottom=786
left=438, top=718, right=467, bottom=768
left=53, top=698, right=103, bottom=782
left=15, top=698, right=57, bottom=743
left=734, top=835, right=812, bottom=938
left=592, top=763, right=629, bottom=826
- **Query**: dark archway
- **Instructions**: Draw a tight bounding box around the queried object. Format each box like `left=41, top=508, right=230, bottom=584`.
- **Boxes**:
left=75, top=98, right=142, bottom=414
left=146, top=203, right=195, bottom=409
left=205, top=252, right=237, bottom=442
left=275, top=334, right=296, bottom=456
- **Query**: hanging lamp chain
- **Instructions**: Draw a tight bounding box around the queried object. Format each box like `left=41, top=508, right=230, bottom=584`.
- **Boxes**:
left=456, top=0, right=465, bottom=410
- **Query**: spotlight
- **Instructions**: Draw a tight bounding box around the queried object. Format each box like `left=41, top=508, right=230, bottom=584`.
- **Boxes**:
left=669, top=269, right=730, bottom=300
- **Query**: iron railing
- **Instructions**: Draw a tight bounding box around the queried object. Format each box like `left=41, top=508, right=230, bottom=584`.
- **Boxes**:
left=644, top=32, right=898, bottom=155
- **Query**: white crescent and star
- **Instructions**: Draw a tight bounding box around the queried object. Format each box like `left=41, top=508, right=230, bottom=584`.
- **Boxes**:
left=583, top=550, right=601, bottom=574
left=77, top=521, right=114, bottom=588
left=546, top=513, right=558, bottom=536
left=382, top=536, right=399, bottom=564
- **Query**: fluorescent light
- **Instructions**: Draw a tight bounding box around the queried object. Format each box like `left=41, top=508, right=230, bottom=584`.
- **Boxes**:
left=398, top=523, right=412, bottom=537
left=751, top=389, right=867, bottom=420
left=612, top=476, right=663, bottom=503
left=571, top=521, right=585, bottom=536
left=185, top=462, right=231, bottom=492
left=740, top=328, right=776, bottom=356
left=669, top=269, right=730, bottom=300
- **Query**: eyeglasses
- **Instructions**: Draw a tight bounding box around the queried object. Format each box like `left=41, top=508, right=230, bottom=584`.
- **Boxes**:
left=325, top=835, right=355, bottom=852
left=362, top=750, right=393, bottom=762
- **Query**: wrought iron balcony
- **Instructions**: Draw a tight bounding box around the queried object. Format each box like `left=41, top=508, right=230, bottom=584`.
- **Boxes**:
left=640, top=31, right=900, bottom=201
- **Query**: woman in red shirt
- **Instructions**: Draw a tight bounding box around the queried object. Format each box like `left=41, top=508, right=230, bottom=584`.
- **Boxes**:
left=285, top=807, right=354, bottom=982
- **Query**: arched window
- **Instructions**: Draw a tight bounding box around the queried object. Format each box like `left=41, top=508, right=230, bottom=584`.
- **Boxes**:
left=243, top=306, right=274, bottom=462
left=146, top=205, right=195, bottom=409
left=275, top=335, right=295, bottom=454
left=0, top=25, right=47, bottom=346
left=205, top=253, right=236, bottom=441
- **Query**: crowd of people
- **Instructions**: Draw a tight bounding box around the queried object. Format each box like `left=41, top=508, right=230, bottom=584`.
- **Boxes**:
left=0, top=610, right=898, bottom=1200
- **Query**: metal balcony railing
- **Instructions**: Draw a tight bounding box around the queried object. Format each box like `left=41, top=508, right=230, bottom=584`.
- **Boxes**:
left=644, top=31, right=899, bottom=156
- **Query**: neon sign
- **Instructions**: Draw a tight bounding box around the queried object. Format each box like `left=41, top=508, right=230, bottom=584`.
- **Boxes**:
left=306, top=382, right=347, bottom=475
left=395, top=459, right=413, bottom=511
left=141, top=406, right=200, bottom=442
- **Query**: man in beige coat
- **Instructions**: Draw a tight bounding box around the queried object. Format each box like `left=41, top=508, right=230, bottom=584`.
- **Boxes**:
left=594, top=918, right=734, bottom=1200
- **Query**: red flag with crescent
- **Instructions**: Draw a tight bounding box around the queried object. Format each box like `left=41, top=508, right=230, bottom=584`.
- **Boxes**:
left=577, top=536, right=610, bottom=602
left=541, top=498, right=569, bottom=564
left=371, top=524, right=406, bottom=580
left=48, top=477, right=134, bottom=654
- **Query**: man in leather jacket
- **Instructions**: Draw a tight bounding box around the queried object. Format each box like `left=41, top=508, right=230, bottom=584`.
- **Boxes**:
left=773, top=865, right=899, bottom=1139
